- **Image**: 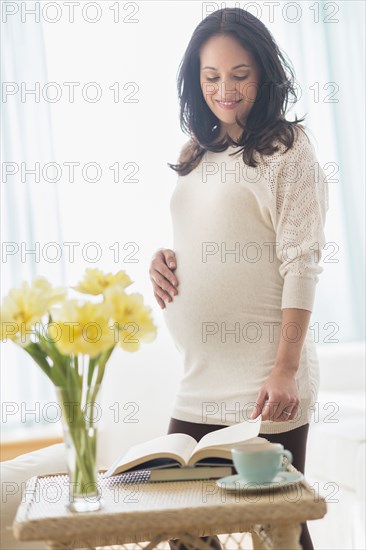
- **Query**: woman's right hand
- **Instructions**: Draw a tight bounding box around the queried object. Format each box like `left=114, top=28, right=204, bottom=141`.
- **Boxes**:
left=149, top=248, right=179, bottom=309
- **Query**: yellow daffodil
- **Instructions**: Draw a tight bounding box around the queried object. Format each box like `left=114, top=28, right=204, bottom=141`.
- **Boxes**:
left=71, top=268, right=133, bottom=296
left=2, top=268, right=157, bottom=366
left=104, top=286, right=157, bottom=352
left=32, top=276, right=67, bottom=306
left=0, top=276, right=67, bottom=346
left=52, top=300, right=115, bottom=357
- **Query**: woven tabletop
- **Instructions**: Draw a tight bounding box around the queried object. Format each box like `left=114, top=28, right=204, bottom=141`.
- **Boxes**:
left=13, top=464, right=327, bottom=549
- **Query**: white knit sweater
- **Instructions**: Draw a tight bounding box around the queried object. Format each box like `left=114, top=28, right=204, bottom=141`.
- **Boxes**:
left=163, top=128, right=329, bottom=434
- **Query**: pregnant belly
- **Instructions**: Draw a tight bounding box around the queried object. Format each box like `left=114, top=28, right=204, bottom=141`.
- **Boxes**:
left=161, top=254, right=283, bottom=356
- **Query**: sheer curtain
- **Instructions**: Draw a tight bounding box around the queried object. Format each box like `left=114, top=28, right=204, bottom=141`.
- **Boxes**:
left=262, top=0, right=365, bottom=341
left=320, top=0, right=365, bottom=339
left=1, top=15, right=65, bottom=439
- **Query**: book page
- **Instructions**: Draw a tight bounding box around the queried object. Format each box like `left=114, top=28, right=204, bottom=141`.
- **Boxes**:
left=103, top=433, right=198, bottom=476
left=191, top=415, right=263, bottom=458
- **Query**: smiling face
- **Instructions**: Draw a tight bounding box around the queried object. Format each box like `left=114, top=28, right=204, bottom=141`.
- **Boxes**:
left=199, top=34, right=261, bottom=142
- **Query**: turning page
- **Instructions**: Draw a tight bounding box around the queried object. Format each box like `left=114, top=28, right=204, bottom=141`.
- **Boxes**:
left=194, top=414, right=263, bottom=454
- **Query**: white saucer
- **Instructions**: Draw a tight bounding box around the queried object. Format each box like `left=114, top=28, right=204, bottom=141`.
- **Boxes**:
left=216, top=471, right=304, bottom=491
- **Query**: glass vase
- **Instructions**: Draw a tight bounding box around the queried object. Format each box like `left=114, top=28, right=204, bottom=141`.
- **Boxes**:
left=55, top=381, right=104, bottom=512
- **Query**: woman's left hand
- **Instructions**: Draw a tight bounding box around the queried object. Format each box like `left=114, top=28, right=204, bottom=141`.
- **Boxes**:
left=250, top=366, right=300, bottom=422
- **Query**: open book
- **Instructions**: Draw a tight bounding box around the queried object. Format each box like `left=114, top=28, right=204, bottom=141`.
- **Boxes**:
left=102, top=415, right=268, bottom=479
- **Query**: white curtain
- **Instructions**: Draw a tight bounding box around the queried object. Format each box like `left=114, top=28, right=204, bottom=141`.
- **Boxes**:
left=263, top=0, right=365, bottom=341
left=1, top=14, right=65, bottom=437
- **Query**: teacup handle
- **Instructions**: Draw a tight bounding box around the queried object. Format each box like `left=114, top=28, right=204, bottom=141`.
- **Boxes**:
left=280, top=449, right=293, bottom=470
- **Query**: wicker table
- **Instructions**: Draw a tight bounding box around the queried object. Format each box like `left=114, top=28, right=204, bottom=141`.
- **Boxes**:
left=13, top=464, right=327, bottom=550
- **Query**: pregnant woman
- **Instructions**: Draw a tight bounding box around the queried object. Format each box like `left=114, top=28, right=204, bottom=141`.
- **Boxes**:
left=149, top=8, right=329, bottom=550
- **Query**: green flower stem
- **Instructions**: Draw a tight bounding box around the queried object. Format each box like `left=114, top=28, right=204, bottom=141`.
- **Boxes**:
left=66, top=356, right=100, bottom=495
left=87, top=374, right=101, bottom=407
left=27, top=330, right=106, bottom=499
left=70, top=356, right=82, bottom=396
left=34, top=329, right=68, bottom=385
left=25, top=343, right=65, bottom=387
left=73, top=355, right=82, bottom=391
left=35, top=328, right=66, bottom=369
left=87, top=356, right=98, bottom=386
left=58, top=384, right=97, bottom=497
left=99, top=346, right=115, bottom=370
left=85, top=347, right=115, bottom=407
left=71, top=426, right=97, bottom=497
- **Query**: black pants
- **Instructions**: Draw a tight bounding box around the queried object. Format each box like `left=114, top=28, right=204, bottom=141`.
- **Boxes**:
left=167, top=417, right=314, bottom=550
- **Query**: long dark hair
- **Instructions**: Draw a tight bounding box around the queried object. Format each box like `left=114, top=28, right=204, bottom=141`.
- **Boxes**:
left=168, top=7, right=307, bottom=176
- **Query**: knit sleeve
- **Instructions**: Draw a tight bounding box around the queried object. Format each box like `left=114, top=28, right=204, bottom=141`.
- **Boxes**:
left=273, top=129, right=329, bottom=312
